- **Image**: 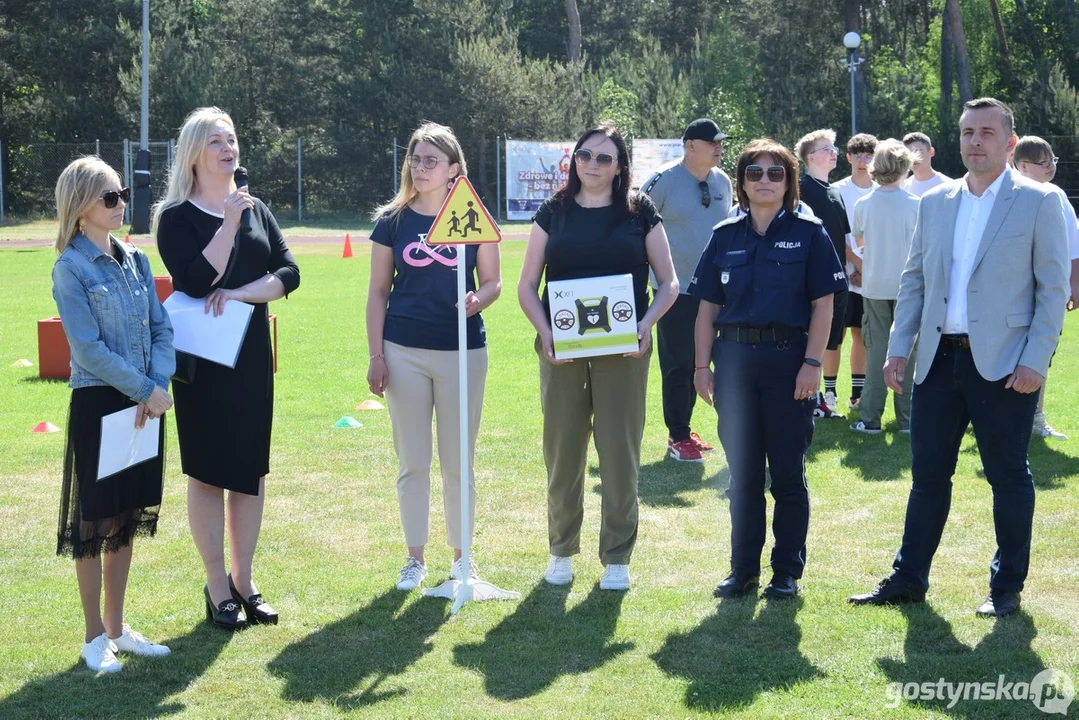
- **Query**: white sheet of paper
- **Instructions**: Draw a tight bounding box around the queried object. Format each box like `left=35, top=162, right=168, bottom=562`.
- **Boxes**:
left=163, top=291, right=253, bottom=368
left=97, top=407, right=160, bottom=481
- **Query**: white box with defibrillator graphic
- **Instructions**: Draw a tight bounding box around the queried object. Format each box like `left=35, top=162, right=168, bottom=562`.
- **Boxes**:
left=547, top=274, right=639, bottom=360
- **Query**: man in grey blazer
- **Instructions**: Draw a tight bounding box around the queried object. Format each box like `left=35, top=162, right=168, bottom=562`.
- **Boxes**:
left=849, top=98, right=1069, bottom=617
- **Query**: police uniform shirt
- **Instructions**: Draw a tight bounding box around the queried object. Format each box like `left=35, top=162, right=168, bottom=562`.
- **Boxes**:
left=688, top=210, right=847, bottom=330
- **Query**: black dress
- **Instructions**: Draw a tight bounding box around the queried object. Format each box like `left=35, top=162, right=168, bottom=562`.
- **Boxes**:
left=157, top=200, right=300, bottom=494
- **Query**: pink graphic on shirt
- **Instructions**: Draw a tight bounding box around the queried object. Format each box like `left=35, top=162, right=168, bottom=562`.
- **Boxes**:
left=403, top=236, right=458, bottom=267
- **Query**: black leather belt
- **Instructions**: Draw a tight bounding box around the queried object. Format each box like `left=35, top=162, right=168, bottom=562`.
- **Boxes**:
left=941, top=334, right=971, bottom=350
left=717, top=326, right=805, bottom=344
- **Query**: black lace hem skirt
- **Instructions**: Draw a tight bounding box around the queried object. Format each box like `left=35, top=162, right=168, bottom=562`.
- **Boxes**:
left=56, top=386, right=165, bottom=559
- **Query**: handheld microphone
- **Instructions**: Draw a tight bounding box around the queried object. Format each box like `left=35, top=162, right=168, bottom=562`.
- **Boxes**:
left=234, top=166, right=252, bottom=231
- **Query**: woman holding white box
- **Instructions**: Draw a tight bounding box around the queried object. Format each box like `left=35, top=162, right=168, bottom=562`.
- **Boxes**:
left=518, top=123, right=677, bottom=591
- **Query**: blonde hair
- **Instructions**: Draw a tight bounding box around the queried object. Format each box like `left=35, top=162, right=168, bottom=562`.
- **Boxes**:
left=1013, top=136, right=1054, bottom=167
left=54, top=156, right=122, bottom=254
left=869, top=139, right=915, bottom=185
left=794, top=129, right=836, bottom=165
left=152, top=107, right=237, bottom=234
left=372, top=122, right=467, bottom=221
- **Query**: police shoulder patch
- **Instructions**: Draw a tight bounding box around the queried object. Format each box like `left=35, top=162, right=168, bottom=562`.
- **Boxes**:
left=712, top=215, right=744, bottom=232
left=793, top=209, right=823, bottom=225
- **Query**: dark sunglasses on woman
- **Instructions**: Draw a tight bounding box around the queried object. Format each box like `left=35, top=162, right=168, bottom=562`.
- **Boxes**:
left=573, top=149, right=615, bottom=168
left=744, top=165, right=786, bottom=183
left=101, top=188, right=131, bottom=209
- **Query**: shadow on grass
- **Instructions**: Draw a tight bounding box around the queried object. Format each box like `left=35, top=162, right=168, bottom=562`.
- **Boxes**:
left=652, top=595, right=823, bottom=713
left=267, top=589, right=448, bottom=711
left=0, top=622, right=231, bottom=720
left=587, top=457, right=729, bottom=507
left=18, top=376, right=68, bottom=385
left=877, top=604, right=1050, bottom=718
left=453, top=583, right=631, bottom=700
left=808, top=418, right=913, bottom=482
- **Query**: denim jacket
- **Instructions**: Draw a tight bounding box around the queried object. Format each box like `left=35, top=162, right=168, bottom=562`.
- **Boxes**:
left=51, top=233, right=175, bottom=402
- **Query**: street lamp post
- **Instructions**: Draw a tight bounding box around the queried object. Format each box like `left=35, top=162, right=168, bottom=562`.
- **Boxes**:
left=841, top=32, right=864, bottom=137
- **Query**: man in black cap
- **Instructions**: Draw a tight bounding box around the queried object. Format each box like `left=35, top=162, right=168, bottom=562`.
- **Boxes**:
left=642, top=119, right=734, bottom=462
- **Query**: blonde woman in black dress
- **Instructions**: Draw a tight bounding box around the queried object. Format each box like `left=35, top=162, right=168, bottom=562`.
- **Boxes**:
left=53, top=156, right=174, bottom=672
left=155, top=107, right=300, bottom=630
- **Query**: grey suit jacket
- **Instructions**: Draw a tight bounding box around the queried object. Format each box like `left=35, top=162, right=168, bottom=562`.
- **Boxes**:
left=888, top=167, right=1069, bottom=383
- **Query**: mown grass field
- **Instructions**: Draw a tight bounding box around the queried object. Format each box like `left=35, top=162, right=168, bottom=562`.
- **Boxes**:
left=0, top=235, right=1076, bottom=719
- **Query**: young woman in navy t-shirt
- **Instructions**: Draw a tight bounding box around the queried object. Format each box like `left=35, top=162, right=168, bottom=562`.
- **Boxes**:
left=366, top=123, right=502, bottom=592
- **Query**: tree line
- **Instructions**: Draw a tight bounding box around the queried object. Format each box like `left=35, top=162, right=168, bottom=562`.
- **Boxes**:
left=2, top=0, right=1077, bottom=217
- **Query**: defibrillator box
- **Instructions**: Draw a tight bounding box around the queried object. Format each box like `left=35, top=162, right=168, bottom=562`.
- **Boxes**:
left=547, top=274, right=639, bottom=359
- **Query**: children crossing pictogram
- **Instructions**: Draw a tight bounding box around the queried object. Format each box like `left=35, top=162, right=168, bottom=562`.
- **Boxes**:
left=426, top=177, right=502, bottom=245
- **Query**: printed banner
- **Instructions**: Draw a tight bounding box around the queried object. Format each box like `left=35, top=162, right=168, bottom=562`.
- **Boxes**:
left=630, top=138, right=683, bottom=188
left=505, top=140, right=575, bottom=220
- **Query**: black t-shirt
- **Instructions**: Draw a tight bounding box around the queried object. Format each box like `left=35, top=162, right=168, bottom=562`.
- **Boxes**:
left=533, top=194, right=662, bottom=317
left=798, top=174, right=850, bottom=263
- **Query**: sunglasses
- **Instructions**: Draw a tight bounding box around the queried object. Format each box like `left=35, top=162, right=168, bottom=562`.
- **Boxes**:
left=408, top=155, right=450, bottom=169
left=101, top=188, right=131, bottom=209
left=744, top=165, right=786, bottom=183
left=698, top=181, right=712, bottom=208
left=573, top=149, right=616, bottom=168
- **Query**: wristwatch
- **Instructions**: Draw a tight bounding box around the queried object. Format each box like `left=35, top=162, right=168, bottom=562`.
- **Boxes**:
left=803, top=358, right=821, bottom=368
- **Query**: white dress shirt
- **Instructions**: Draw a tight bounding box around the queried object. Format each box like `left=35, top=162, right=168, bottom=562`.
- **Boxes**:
left=943, top=171, right=1007, bottom=334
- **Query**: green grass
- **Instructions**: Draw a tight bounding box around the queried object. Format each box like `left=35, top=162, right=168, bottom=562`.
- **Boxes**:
left=0, top=241, right=1076, bottom=719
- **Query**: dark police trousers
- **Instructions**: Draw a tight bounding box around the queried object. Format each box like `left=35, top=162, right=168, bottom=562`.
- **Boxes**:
left=713, top=336, right=815, bottom=578
left=893, top=342, right=1038, bottom=593
left=657, top=293, right=700, bottom=442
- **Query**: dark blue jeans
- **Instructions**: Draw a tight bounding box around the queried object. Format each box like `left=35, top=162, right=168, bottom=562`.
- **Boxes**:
left=657, top=294, right=700, bottom=442
left=713, top=337, right=816, bottom=578
left=893, top=343, right=1038, bottom=593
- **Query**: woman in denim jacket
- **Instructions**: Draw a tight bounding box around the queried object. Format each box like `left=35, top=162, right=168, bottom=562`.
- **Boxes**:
left=52, top=157, right=175, bottom=673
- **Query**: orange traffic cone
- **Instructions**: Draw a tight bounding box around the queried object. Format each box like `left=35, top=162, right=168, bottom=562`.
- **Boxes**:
left=342, top=233, right=354, bottom=259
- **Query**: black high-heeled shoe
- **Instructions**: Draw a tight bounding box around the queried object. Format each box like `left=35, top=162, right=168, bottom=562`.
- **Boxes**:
left=204, top=585, right=247, bottom=631
left=228, top=575, right=279, bottom=625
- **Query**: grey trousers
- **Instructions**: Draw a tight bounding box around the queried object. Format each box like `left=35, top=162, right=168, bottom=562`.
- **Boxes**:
left=861, top=298, right=914, bottom=429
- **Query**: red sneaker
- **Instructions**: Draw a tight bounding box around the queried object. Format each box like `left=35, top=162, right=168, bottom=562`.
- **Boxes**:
left=689, top=431, right=715, bottom=452
left=668, top=438, right=704, bottom=462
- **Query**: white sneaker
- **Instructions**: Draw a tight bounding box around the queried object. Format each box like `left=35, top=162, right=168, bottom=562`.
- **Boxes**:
left=396, top=557, right=428, bottom=591
left=824, top=391, right=842, bottom=414
left=599, top=564, right=631, bottom=591
left=111, top=624, right=170, bottom=657
left=81, top=633, right=122, bottom=673
left=1033, top=412, right=1067, bottom=439
left=450, top=556, right=479, bottom=581
left=544, top=555, right=573, bottom=585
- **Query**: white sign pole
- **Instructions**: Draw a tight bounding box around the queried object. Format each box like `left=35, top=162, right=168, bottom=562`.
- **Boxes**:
left=451, top=243, right=473, bottom=614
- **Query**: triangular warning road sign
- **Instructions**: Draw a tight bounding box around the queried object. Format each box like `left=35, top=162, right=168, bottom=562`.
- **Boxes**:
left=426, top=177, right=502, bottom=245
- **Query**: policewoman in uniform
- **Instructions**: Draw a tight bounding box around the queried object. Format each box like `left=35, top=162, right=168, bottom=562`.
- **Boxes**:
left=690, top=139, right=846, bottom=600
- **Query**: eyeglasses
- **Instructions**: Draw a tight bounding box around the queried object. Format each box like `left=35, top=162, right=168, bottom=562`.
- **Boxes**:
left=1038, top=156, right=1060, bottom=167
left=811, top=145, right=839, bottom=156
left=573, top=149, right=616, bottom=168
left=101, top=188, right=130, bottom=209
left=408, top=155, right=449, bottom=169
left=744, top=165, right=786, bottom=183
left=698, top=181, right=712, bottom=208
left=852, top=153, right=873, bottom=162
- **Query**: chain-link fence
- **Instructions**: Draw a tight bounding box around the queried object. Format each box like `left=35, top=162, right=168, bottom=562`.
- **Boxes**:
left=2, top=135, right=1077, bottom=225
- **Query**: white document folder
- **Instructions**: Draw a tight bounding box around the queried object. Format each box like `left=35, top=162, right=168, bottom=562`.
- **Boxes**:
left=97, top=407, right=160, bottom=481
left=163, top=291, right=253, bottom=368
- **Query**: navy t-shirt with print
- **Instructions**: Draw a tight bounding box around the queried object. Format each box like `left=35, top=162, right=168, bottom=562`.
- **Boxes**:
left=371, top=207, right=485, bottom=350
